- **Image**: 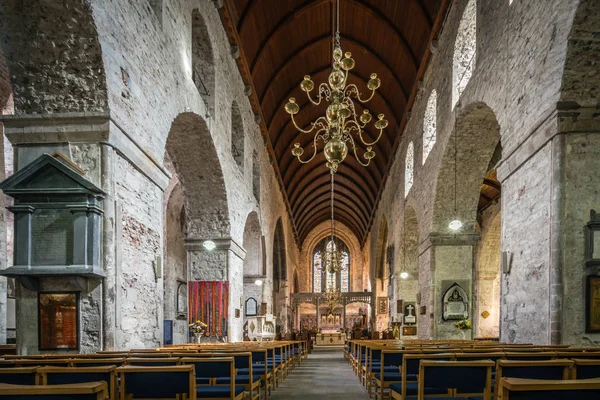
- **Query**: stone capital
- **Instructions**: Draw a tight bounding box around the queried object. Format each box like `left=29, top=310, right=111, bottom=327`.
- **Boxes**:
left=185, top=237, right=246, bottom=260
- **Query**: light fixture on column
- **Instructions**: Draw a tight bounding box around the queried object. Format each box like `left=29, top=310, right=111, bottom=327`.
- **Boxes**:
left=449, top=104, right=462, bottom=231
left=254, top=279, right=263, bottom=286
left=400, top=272, right=409, bottom=279
left=286, top=0, right=387, bottom=173
left=202, top=240, right=217, bottom=250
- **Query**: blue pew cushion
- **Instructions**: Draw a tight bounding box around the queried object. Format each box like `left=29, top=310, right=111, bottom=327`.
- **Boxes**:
left=374, top=372, right=402, bottom=381
left=196, top=385, right=245, bottom=398
left=216, top=375, right=261, bottom=384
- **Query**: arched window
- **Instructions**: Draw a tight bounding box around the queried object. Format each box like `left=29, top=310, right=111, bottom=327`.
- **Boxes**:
left=452, top=0, right=476, bottom=109
left=405, top=142, right=414, bottom=198
left=313, top=237, right=350, bottom=293
left=231, top=101, right=244, bottom=169
left=422, top=90, right=437, bottom=164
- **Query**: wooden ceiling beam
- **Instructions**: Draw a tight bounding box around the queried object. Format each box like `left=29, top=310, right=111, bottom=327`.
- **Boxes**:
left=258, top=33, right=410, bottom=106
left=295, top=191, right=369, bottom=230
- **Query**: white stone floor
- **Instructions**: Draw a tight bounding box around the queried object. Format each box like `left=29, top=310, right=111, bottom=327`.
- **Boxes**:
left=270, top=347, right=368, bottom=399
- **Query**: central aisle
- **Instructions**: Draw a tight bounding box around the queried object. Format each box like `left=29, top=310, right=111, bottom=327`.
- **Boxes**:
left=271, top=347, right=368, bottom=399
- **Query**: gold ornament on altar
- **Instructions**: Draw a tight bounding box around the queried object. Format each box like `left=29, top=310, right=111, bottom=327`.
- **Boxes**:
left=286, top=0, right=387, bottom=173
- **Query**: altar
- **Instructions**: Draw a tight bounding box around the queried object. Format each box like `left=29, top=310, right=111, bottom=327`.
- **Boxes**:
left=315, top=332, right=345, bottom=346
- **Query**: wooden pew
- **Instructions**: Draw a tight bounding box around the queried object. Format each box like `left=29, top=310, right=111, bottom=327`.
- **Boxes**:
left=38, top=365, right=117, bottom=400
left=0, top=381, right=108, bottom=399
left=117, top=365, right=195, bottom=400
left=500, top=377, right=600, bottom=399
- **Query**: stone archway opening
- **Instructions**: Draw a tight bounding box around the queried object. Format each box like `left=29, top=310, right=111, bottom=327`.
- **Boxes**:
left=163, top=112, right=231, bottom=341
left=242, top=211, right=262, bottom=330
left=431, top=102, right=500, bottom=340
left=374, top=216, right=389, bottom=334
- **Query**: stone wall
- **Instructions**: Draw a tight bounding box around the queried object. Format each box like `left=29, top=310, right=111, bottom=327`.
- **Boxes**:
left=368, top=0, right=589, bottom=343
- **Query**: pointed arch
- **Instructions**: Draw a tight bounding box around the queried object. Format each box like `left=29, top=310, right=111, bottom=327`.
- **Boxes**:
left=273, top=218, right=287, bottom=286
left=231, top=101, right=245, bottom=170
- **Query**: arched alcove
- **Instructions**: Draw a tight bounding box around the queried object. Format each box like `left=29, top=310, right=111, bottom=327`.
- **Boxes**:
left=374, top=216, right=389, bottom=333
left=163, top=181, right=187, bottom=343
left=399, top=205, right=420, bottom=337
left=243, top=211, right=261, bottom=277
left=165, top=112, right=230, bottom=238
left=423, top=90, right=437, bottom=164
left=272, top=217, right=288, bottom=333
left=273, top=218, right=287, bottom=285
left=191, top=9, right=215, bottom=117
left=452, top=0, right=477, bottom=109
left=231, top=101, right=244, bottom=170
left=432, top=102, right=500, bottom=233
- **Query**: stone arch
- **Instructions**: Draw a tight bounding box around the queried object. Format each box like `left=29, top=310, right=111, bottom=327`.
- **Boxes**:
left=560, top=0, right=600, bottom=107
left=165, top=112, right=230, bottom=238
left=432, top=102, right=500, bottom=233
left=0, top=0, right=108, bottom=114
left=191, top=8, right=215, bottom=117
left=242, top=211, right=261, bottom=277
left=452, top=0, right=477, bottom=109
left=301, top=220, right=363, bottom=294
left=163, top=182, right=187, bottom=343
left=311, top=235, right=350, bottom=293
left=423, top=89, right=437, bottom=164
left=292, top=270, right=299, bottom=294
left=475, top=206, right=501, bottom=338
left=273, top=218, right=287, bottom=285
left=231, top=101, right=245, bottom=170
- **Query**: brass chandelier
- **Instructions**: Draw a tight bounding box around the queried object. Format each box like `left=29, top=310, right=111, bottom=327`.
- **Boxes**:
left=285, top=0, right=388, bottom=173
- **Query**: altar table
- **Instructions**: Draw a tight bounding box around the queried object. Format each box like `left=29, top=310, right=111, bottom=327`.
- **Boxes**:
left=315, top=333, right=345, bottom=345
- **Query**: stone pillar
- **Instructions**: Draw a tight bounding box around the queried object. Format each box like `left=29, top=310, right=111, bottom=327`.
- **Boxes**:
left=424, top=232, right=478, bottom=340
left=498, top=106, right=600, bottom=345
left=185, top=237, right=245, bottom=342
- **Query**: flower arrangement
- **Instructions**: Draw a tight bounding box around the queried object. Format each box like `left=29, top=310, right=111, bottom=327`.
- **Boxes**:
left=189, top=320, right=208, bottom=334
left=455, top=319, right=471, bottom=331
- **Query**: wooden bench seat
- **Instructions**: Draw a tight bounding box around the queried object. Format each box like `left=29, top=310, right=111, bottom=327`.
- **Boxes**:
left=500, top=377, right=600, bottom=399
left=0, top=381, right=107, bottom=399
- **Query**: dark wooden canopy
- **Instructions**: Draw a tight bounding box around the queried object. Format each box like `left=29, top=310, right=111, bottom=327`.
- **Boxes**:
left=218, top=0, right=448, bottom=246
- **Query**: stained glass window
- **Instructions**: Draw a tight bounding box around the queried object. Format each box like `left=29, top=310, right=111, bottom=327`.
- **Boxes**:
left=313, top=237, right=350, bottom=293
left=313, top=251, right=322, bottom=293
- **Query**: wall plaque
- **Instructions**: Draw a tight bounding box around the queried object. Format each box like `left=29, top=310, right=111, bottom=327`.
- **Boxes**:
left=442, top=283, right=469, bottom=321
left=586, top=275, right=600, bottom=333
left=38, top=292, right=79, bottom=350
left=402, top=326, right=417, bottom=336
left=377, top=297, right=388, bottom=314
left=403, top=302, right=417, bottom=325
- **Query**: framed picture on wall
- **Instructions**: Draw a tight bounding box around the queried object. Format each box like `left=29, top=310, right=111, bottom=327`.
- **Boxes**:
left=38, top=292, right=79, bottom=351
left=377, top=297, right=388, bottom=314
left=586, top=275, right=600, bottom=333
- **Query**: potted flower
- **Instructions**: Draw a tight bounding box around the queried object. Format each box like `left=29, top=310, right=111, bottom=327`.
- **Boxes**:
left=189, top=320, right=208, bottom=343
left=455, top=319, right=471, bottom=340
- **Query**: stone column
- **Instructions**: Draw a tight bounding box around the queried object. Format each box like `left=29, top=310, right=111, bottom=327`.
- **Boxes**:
left=185, top=237, right=245, bottom=342
left=424, top=232, right=478, bottom=340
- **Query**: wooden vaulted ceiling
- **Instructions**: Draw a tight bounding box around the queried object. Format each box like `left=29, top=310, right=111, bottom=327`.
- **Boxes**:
left=218, top=0, right=448, bottom=246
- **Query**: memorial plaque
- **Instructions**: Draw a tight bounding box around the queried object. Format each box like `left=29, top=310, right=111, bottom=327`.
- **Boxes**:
left=32, top=209, right=74, bottom=266
left=38, top=292, right=79, bottom=350
left=403, top=302, right=417, bottom=325
left=403, top=326, right=417, bottom=336
left=442, top=283, right=469, bottom=321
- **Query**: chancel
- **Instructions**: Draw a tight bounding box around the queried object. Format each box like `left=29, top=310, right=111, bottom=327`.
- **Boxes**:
left=1, top=0, right=599, bottom=399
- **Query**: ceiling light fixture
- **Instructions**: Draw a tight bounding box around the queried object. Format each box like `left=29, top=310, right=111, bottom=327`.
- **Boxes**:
left=286, top=0, right=387, bottom=173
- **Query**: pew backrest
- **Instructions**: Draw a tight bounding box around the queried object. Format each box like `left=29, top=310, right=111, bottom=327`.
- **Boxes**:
left=0, top=381, right=107, bottom=399
left=117, top=365, right=194, bottom=400
left=500, top=377, right=600, bottom=400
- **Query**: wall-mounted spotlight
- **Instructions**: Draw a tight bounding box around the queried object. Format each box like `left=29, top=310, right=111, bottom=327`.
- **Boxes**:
left=202, top=240, right=216, bottom=251
left=254, top=279, right=263, bottom=286
left=400, top=272, right=409, bottom=279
